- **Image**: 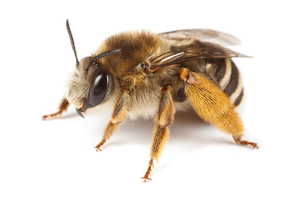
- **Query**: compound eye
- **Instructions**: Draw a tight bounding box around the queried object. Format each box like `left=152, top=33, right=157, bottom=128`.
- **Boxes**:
left=89, top=73, right=109, bottom=107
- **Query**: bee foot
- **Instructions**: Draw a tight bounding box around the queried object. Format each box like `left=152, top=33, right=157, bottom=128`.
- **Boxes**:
left=94, top=139, right=106, bottom=152
left=238, top=140, right=259, bottom=149
left=241, top=141, right=259, bottom=149
left=141, top=177, right=152, bottom=183
left=42, top=112, right=62, bottom=120
left=233, top=136, right=258, bottom=150
left=95, top=147, right=102, bottom=152
left=141, top=158, right=154, bottom=183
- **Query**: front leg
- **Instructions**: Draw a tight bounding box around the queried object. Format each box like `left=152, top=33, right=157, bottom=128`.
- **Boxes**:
left=142, top=86, right=175, bottom=182
left=95, top=90, right=130, bottom=151
left=42, top=98, right=70, bottom=120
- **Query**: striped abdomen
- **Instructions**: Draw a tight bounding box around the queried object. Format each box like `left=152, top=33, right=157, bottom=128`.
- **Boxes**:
left=205, top=58, right=244, bottom=108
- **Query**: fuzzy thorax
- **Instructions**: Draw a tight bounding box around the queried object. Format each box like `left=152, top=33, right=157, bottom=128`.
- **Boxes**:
left=64, top=30, right=195, bottom=119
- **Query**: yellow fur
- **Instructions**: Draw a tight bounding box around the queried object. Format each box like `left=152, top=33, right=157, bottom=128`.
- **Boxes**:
left=151, top=86, right=174, bottom=161
left=151, top=126, right=170, bottom=161
left=183, top=69, right=244, bottom=135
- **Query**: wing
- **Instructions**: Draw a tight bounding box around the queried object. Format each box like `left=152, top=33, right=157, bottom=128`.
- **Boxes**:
left=148, top=41, right=250, bottom=72
left=160, top=29, right=241, bottom=46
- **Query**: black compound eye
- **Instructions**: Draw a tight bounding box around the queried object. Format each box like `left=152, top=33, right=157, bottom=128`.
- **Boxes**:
left=88, top=73, right=109, bottom=107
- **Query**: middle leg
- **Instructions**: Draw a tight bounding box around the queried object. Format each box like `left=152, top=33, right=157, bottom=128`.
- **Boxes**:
left=141, top=86, right=175, bottom=182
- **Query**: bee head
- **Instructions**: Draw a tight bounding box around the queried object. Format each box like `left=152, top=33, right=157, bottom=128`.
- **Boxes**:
left=65, top=20, right=121, bottom=118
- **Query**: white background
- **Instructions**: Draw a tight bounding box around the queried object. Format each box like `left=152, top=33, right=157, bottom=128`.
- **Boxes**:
left=1, top=0, right=299, bottom=199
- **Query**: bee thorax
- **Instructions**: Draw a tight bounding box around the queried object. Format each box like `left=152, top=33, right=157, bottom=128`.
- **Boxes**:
left=119, top=76, right=136, bottom=90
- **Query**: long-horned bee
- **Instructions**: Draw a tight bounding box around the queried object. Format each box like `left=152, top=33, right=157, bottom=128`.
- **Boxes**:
left=43, top=20, right=258, bottom=182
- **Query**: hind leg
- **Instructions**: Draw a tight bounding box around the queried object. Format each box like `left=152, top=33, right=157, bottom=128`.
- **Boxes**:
left=179, top=68, right=258, bottom=149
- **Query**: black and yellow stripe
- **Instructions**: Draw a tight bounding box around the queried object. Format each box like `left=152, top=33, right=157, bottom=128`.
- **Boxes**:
left=205, top=58, right=244, bottom=108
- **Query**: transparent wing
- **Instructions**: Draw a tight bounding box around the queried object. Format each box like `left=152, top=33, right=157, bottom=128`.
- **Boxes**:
left=149, top=41, right=250, bottom=72
left=160, top=29, right=241, bottom=46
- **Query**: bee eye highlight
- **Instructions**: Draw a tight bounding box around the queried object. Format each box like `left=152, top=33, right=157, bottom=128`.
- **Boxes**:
left=89, top=73, right=109, bottom=107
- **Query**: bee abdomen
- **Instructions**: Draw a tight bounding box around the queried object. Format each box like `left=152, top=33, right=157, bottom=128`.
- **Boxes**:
left=205, top=58, right=243, bottom=108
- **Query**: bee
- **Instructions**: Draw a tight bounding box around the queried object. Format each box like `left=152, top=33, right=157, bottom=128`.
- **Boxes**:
left=43, top=20, right=258, bottom=182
